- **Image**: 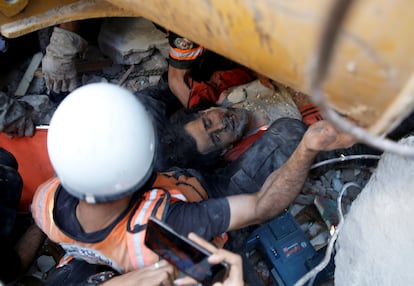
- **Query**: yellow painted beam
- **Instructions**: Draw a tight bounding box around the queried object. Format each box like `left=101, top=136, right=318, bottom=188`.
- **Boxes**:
left=1, top=0, right=414, bottom=134
left=0, top=0, right=138, bottom=38
left=104, top=0, right=414, bottom=133
left=0, top=0, right=29, bottom=17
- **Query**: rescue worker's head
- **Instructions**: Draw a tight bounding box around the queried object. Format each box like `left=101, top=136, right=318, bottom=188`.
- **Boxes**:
left=47, top=82, right=156, bottom=203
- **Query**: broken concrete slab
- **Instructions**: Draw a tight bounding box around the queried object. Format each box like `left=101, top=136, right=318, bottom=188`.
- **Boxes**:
left=223, top=79, right=302, bottom=128
left=15, top=52, right=43, bottom=96
left=98, top=17, right=169, bottom=65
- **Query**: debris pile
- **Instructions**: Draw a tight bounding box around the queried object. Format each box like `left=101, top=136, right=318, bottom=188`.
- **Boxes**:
left=238, top=156, right=379, bottom=286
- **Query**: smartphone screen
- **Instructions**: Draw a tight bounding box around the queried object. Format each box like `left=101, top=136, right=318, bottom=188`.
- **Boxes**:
left=144, top=216, right=228, bottom=285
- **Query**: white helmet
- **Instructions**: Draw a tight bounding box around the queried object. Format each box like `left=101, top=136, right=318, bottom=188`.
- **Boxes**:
left=47, top=82, right=156, bottom=203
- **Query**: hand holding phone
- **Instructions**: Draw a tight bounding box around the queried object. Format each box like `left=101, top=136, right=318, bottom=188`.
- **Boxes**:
left=185, top=233, right=244, bottom=286
left=144, top=216, right=229, bottom=286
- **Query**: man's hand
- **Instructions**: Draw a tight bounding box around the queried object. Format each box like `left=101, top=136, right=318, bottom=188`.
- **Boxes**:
left=303, top=120, right=356, bottom=152
left=42, top=27, right=87, bottom=93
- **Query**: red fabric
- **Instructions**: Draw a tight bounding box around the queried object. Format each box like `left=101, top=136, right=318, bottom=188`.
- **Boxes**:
left=223, top=128, right=267, bottom=162
left=0, top=129, right=54, bottom=212
left=299, top=103, right=323, bottom=126
left=188, top=68, right=255, bottom=109
left=187, top=80, right=218, bottom=109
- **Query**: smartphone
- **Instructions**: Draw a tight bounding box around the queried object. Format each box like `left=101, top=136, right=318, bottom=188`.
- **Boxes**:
left=144, top=216, right=229, bottom=286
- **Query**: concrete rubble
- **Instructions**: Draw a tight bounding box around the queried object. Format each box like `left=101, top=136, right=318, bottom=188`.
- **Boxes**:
left=98, top=17, right=169, bottom=65
left=0, top=16, right=397, bottom=286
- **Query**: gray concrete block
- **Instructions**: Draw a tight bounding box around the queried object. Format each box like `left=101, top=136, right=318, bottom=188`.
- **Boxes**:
left=98, top=17, right=168, bottom=65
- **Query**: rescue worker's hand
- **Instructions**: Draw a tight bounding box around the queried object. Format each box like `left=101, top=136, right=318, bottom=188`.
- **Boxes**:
left=175, top=233, right=244, bottom=286
left=0, top=92, right=35, bottom=137
left=42, top=27, right=87, bottom=93
left=303, top=120, right=356, bottom=152
left=101, top=260, right=178, bottom=286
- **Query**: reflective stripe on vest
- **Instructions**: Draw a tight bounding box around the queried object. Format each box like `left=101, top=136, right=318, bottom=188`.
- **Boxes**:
left=32, top=177, right=194, bottom=272
left=32, top=177, right=135, bottom=273
left=126, top=187, right=194, bottom=268
left=169, top=45, right=205, bottom=61
left=32, top=177, right=60, bottom=232
left=127, top=188, right=169, bottom=268
left=32, top=174, right=224, bottom=272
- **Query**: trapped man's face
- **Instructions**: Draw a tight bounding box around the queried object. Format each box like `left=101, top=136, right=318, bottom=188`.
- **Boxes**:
left=185, top=107, right=249, bottom=154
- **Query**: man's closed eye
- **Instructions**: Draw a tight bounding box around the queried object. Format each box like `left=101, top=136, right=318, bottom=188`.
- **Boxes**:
left=211, top=132, right=222, bottom=146
left=202, top=116, right=211, bottom=130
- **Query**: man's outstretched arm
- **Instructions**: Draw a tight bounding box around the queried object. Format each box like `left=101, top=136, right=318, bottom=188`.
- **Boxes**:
left=226, top=120, right=356, bottom=230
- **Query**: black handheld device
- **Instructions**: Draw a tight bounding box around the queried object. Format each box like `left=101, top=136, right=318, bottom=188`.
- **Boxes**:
left=144, top=216, right=229, bottom=285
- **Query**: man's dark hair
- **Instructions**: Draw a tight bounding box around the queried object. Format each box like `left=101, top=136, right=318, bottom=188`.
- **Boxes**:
left=155, top=110, right=223, bottom=171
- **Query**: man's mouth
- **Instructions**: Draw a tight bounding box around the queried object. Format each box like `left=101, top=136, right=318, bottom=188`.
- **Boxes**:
left=223, top=108, right=249, bottom=137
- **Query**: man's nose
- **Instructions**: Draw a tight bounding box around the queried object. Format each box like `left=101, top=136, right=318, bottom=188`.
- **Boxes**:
left=211, top=120, right=226, bottom=132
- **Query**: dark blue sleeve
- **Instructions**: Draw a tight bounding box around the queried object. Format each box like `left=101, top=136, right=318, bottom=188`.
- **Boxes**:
left=165, top=198, right=230, bottom=241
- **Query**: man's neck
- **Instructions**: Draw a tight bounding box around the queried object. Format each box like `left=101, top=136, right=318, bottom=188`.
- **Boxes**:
left=244, top=112, right=267, bottom=136
left=76, top=196, right=132, bottom=233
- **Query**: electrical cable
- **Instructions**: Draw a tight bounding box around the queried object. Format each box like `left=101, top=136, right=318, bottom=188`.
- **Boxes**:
left=310, top=154, right=381, bottom=171
left=294, top=182, right=361, bottom=286
left=309, top=0, right=414, bottom=158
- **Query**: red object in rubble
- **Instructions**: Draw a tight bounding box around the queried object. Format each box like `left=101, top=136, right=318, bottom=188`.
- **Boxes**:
left=0, top=128, right=54, bottom=212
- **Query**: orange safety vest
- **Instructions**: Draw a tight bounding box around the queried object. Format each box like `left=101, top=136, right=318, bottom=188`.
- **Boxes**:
left=32, top=171, right=226, bottom=273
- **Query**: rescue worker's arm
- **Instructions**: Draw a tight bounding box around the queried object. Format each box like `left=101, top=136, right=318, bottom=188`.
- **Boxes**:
left=167, top=65, right=191, bottom=107
left=226, top=120, right=355, bottom=230
left=167, top=32, right=205, bottom=108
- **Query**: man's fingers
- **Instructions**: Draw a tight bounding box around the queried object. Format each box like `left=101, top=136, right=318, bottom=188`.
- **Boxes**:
left=208, top=249, right=241, bottom=266
left=174, top=276, right=198, bottom=285
left=188, top=232, right=217, bottom=253
left=137, top=261, right=177, bottom=286
left=323, top=132, right=356, bottom=151
left=303, top=121, right=355, bottom=151
left=337, top=133, right=357, bottom=148
left=209, top=249, right=244, bottom=286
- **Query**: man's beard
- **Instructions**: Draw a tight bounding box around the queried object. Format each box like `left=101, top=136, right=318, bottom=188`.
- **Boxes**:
left=226, top=107, right=249, bottom=139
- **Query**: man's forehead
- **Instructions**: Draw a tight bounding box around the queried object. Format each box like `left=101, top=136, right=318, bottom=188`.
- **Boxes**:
left=204, top=106, right=240, bottom=113
left=204, top=106, right=225, bottom=112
